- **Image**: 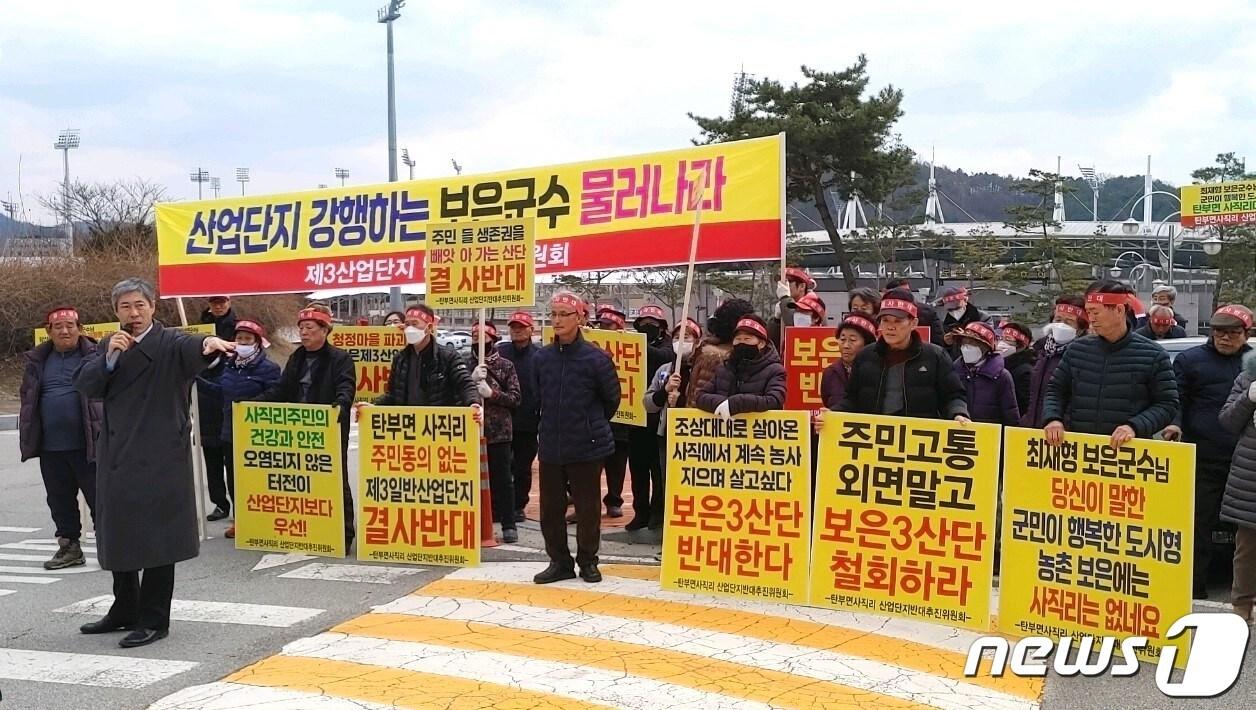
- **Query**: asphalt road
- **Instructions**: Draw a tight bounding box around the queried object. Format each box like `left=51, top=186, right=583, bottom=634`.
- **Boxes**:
left=1, top=427, right=1253, bottom=709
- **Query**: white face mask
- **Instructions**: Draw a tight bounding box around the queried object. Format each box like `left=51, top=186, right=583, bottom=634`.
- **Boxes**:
left=673, top=340, right=694, bottom=358
left=234, top=344, right=257, bottom=359
left=960, top=344, right=984, bottom=364
left=995, top=341, right=1015, bottom=356
left=404, top=326, right=425, bottom=345
left=792, top=313, right=813, bottom=328
left=1048, top=323, right=1077, bottom=344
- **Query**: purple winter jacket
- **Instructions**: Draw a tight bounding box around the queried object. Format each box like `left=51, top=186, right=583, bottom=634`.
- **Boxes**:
left=820, top=360, right=852, bottom=410
left=1021, top=340, right=1066, bottom=428
left=953, top=353, right=1020, bottom=426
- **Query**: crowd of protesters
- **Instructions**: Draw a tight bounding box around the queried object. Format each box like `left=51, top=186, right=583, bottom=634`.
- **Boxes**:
left=17, top=268, right=1256, bottom=650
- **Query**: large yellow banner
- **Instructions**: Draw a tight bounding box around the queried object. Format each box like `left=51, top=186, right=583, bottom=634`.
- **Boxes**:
left=1181, top=179, right=1256, bottom=228
left=327, top=326, right=405, bottom=403
left=34, top=322, right=212, bottom=345
left=999, top=427, right=1194, bottom=667
left=809, top=413, right=1000, bottom=630
left=358, top=406, right=481, bottom=566
left=662, top=409, right=812, bottom=603
left=542, top=327, right=647, bottom=427
left=155, top=135, right=783, bottom=296
left=232, top=402, right=345, bottom=558
left=427, top=217, right=535, bottom=309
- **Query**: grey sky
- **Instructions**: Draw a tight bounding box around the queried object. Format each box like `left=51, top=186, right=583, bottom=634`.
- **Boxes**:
left=1, top=0, right=1253, bottom=224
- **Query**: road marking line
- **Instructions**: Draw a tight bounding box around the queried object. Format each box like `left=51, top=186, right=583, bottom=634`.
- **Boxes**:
left=278, top=562, right=425, bottom=584
left=0, top=527, right=41, bottom=533
left=448, top=561, right=988, bottom=654
left=0, top=563, right=98, bottom=575
left=55, top=595, right=325, bottom=628
left=283, top=632, right=780, bottom=710
left=375, top=594, right=1035, bottom=710
left=0, top=574, right=60, bottom=584
left=0, top=589, right=14, bottom=597
left=252, top=552, right=318, bottom=571
left=0, top=648, right=197, bottom=688
left=0, top=551, right=98, bottom=563
left=151, top=681, right=397, bottom=709
left=220, top=656, right=610, bottom=709
left=494, top=543, right=659, bottom=563
left=0, top=541, right=98, bottom=553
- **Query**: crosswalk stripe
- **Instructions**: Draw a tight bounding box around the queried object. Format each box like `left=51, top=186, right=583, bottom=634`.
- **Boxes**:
left=151, top=681, right=397, bottom=710
left=0, top=527, right=42, bottom=533
left=0, top=563, right=98, bottom=575
left=1, top=540, right=98, bottom=553
left=216, top=657, right=609, bottom=709
left=282, top=632, right=780, bottom=710
left=0, top=589, right=14, bottom=597
left=414, top=575, right=1039, bottom=698
left=374, top=594, right=1034, bottom=710
left=0, top=551, right=97, bottom=563
left=0, top=574, right=59, bottom=584
left=55, top=595, right=325, bottom=628
left=334, top=617, right=934, bottom=709
left=278, top=563, right=425, bottom=584
left=0, top=648, right=197, bottom=688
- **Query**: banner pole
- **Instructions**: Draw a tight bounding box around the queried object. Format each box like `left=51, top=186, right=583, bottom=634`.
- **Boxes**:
left=779, top=131, right=788, bottom=283
left=478, top=307, right=487, bottom=367
left=176, top=297, right=209, bottom=543
left=673, top=171, right=707, bottom=375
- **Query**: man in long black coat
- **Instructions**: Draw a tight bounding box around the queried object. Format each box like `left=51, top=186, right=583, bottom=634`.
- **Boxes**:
left=74, top=278, right=235, bottom=648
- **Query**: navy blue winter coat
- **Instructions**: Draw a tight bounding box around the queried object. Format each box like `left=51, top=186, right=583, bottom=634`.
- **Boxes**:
left=217, top=355, right=282, bottom=443
left=534, top=332, right=621, bottom=465
left=1173, top=340, right=1251, bottom=462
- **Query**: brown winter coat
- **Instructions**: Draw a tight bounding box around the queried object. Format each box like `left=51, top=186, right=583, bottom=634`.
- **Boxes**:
left=19, top=336, right=103, bottom=462
left=683, top=336, right=731, bottom=407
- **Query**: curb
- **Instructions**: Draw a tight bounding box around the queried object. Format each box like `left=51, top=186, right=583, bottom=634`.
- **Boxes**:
left=0, top=414, right=15, bottom=431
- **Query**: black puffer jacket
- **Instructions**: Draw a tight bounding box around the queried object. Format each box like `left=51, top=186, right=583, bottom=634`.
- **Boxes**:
left=1041, top=331, right=1178, bottom=437
left=375, top=341, right=480, bottom=408
left=1004, top=347, right=1036, bottom=417
left=695, top=347, right=786, bottom=415
left=1174, top=341, right=1251, bottom=462
left=838, top=333, right=969, bottom=420
left=1217, top=364, right=1256, bottom=529
left=258, top=343, right=357, bottom=439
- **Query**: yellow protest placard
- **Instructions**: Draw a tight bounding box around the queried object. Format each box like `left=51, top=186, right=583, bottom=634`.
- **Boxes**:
left=809, top=413, right=1000, bottom=630
left=426, top=218, right=535, bottom=309
left=662, top=408, right=811, bottom=603
left=155, top=135, right=784, bottom=297
left=33, top=322, right=213, bottom=345
left=1181, top=179, right=1256, bottom=228
left=542, top=326, right=647, bottom=427
left=999, top=427, right=1194, bottom=667
left=358, top=406, right=481, bottom=566
left=232, top=402, right=345, bottom=558
left=327, top=326, right=405, bottom=403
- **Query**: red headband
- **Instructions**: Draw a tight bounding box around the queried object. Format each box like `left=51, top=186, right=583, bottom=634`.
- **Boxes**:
left=879, top=298, right=918, bottom=319
left=637, top=305, right=666, bottom=322
left=551, top=293, right=585, bottom=315
left=942, top=288, right=968, bottom=304
left=508, top=311, right=535, bottom=328
left=405, top=307, right=437, bottom=327
left=795, top=293, right=825, bottom=316
left=47, top=308, right=79, bottom=324
left=673, top=318, right=702, bottom=339
left=1216, top=305, right=1254, bottom=329
left=1002, top=325, right=1030, bottom=348
left=1151, top=316, right=1175, bottom=326
left=472, top=322, right=498, bottom=340
left=235, top=319, right=266, bottom=338
left=961, top=322, right=996, bottom=348
left=839, top=315, right=878, bottom=340
left=1086, top=292, right=1129, bottom=306
left=1055, top=304, right=1086, bottom=321
left=600, top=312, right=626, bottom=329
left=785, top=267, right=815, bottom=287
left=297, top=308, right=332, bottom=326
left=735, top=317, right=769, bottom=341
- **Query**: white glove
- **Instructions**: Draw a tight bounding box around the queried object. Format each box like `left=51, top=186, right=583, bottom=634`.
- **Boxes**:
left=1248, top=381, right=1256, bottom=403
left=471, top=365, right=487, bottom=383
left=776, top=281, right=790, bottom=299
left=714, top=400, right=732, bottom=421
left=476, top=381, right=493, bottom=398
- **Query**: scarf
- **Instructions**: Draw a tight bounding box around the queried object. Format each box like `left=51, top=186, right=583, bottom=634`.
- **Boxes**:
left=232, top=347, right=263, bottom=370
left=1042, top=335, right=1069, bottom=359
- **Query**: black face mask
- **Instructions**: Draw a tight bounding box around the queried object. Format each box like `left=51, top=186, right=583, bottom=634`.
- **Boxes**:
left=731, top=343, right=760, bottom=364
left=638, top=324, right=661, bottom=342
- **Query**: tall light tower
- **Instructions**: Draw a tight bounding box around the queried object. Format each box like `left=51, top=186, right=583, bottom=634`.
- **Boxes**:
left=1079, top=165, right=1101, bottom=221
left=379, top=0, right=406, bottom=312
left=318, top=183, right=329, bottom=189
left=210, top=177, right=222, bottom=199
left=54, top=129, right=81, bottom=247
left=401, top=147, right=415, bottom=180
left=1, top=196, right=16, bottom=220
left=451, top=159, right=462, bottom=175
left=190, top=168, right=210, bottom=200
left=236, top=167, right=250, bottom=196
left=334, top=168, right=350, bottom=187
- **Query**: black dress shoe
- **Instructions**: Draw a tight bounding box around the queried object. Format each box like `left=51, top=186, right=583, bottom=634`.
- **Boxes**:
left=119, top=627, right=168, bottom=648
left=80, top=616, right=138, bottom=634
left=579, top=564, right=602, bottom=583
left=533, top=563, right=577, bottom=584
left=206, top=506, right=230, bottom=522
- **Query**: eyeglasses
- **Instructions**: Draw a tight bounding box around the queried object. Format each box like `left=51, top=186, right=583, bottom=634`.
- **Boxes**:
left=1214, top=328, right=1246, bottom=337
left=549, top=311, right=579, bottom=319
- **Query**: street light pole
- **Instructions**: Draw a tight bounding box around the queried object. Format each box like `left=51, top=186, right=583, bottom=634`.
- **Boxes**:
left=1122, top=190, right=1182, bottom=287
left=236, top=167, right=250, bottom=196
left=189, top=168, right=210, bottom=201
left=54, top=129, right=81, bottom=253
left=335, top=168, right=350, bottom=187
left=401, top=147, right=415, bottom=180
left=379, top=0, right=406, bottom=313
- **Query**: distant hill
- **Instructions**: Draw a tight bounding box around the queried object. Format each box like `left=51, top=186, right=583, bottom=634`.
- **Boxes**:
left=788, top=163, right=1181, bottom=231
left=0, top=213, right=63, bottom=244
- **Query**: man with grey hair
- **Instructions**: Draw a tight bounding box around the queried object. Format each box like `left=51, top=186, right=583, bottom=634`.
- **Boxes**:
left=74, top=277, right=234, bottom=648
left=1152, top=284, right=1189, bottom=330
left=1135, top=305, right=1187, bottom=341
